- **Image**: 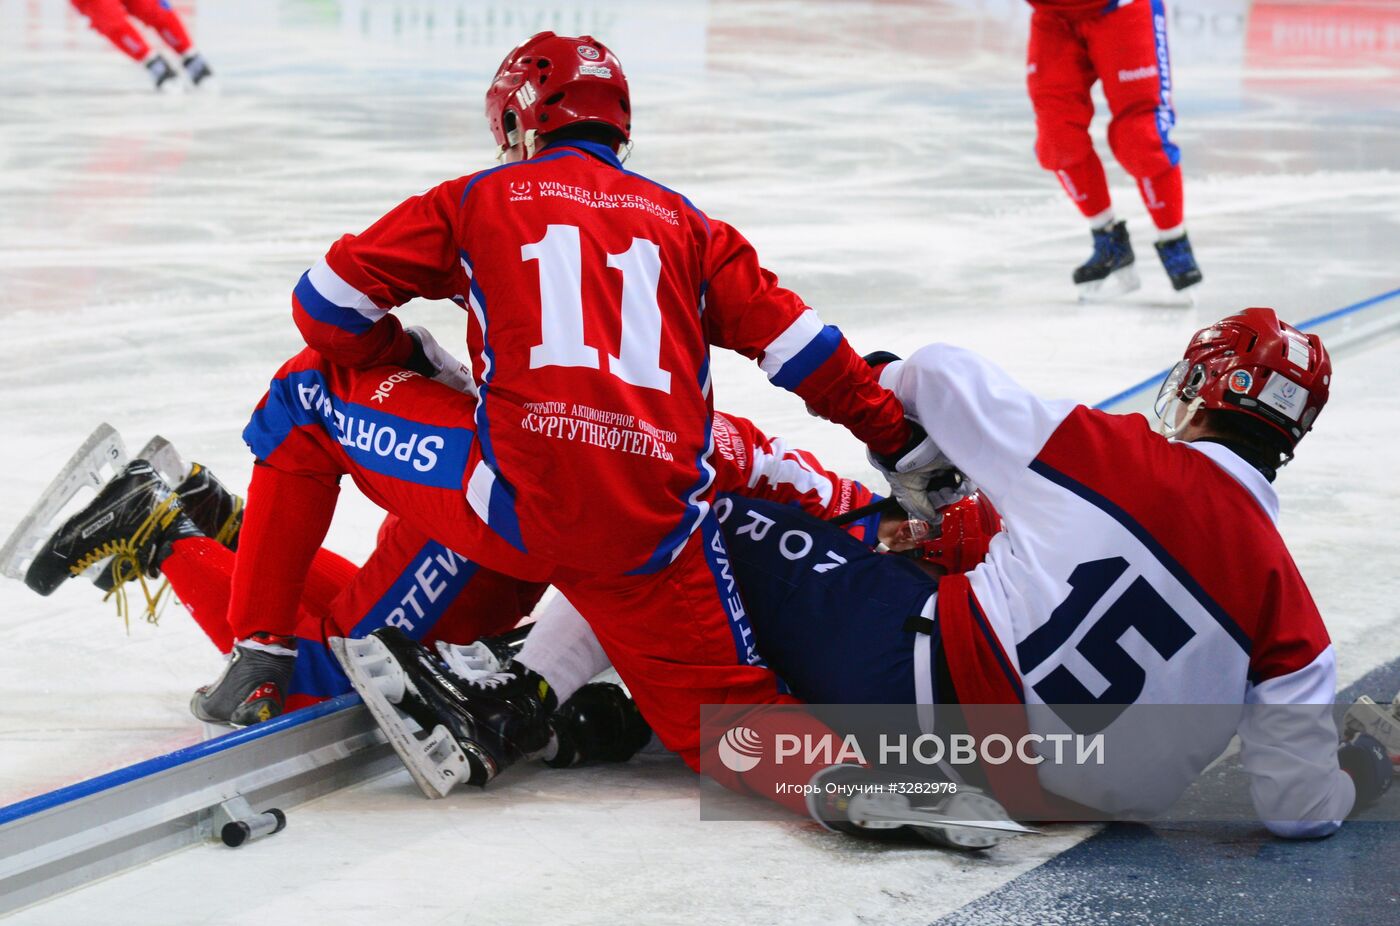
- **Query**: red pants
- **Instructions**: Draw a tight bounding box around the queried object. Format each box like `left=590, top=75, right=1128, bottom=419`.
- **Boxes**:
left=235, top=348, right=829, bottom=811
left=1027, top=0, right=1184, bottom=229
left=71, top=0, right=192, bottom=61
left=164, top=516, right=544, bottom=710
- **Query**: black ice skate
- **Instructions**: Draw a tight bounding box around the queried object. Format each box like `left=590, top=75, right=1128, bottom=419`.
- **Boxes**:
left=544, top=682, right=653, bottom=768
left=333, top=628, right=555, bottom=797
left=173, top=463, right=244, bottom=548
left=92, top=460, right=244, bottom=598
left=145, top=55, right=178, bottom=91
left=23, top=460, right=200, bottom=624
left=182, top=52, right=213, bottom=87
left=1073, top=220, right=1140, bottom=300
left=1154, top=232, right=1204, bottom=296
left=190, top=632, right=297, bottom=727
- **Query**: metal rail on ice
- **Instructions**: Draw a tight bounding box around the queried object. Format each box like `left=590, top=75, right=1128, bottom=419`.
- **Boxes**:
left=0, top=286, right=1397, bottom=917
left=0, top=693, right=398, bottom=916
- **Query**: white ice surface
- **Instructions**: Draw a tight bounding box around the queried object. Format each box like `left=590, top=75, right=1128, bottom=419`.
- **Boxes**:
left=1, top=0, right=1399, bottom=922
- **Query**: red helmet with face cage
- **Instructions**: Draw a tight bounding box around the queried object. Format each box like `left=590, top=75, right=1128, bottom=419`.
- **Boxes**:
left=918, top=494, right=1002, bottom=574
left=485, top=32, right=631, bottom=160
left=1157, top=307, right=1331, bottom=450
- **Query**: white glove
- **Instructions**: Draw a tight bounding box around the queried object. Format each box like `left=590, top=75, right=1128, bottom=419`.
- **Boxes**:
left=405, top=326, right=477, bottom=397
left=868, top=420, right=966, bottom=522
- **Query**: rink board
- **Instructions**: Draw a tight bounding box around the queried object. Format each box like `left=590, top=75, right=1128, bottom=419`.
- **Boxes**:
left=0, top=694, right=398, bottom=917
left=0, top=289, right=1397, bottom=918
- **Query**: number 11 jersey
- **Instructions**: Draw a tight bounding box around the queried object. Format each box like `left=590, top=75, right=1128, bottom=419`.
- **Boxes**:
left=289, top=140, right=908, bottom=573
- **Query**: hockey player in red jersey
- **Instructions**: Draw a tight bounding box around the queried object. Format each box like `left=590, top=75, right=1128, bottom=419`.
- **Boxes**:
left=1026, top=0, right=1201, bottom=297
left=70, top=0, right=213, bottom=90
left=164, top=30, right=934, bottom=811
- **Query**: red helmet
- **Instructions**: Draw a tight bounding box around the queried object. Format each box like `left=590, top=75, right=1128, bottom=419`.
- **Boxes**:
left=918, top=494, right=1002, bottom=574
left=1156, top=307, right=1331, bottom=449
left=485, top=33, right=631, bottom=160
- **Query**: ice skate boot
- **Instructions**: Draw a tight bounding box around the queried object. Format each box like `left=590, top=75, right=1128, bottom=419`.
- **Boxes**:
left=190, top=632, right=297, bottom=727
left=145, top=54, right=178, bottom=91
left=91, top=460, right=243, bottom=599
left=1154, top=232, right=1203, bottom=296
left=1073, top=220, right=1140, bottom=300
left=544, top=682, right=652, bottom=768
left=23, top=460, right=199, bottom=609
left=173, top=463, right=244, bottom=548
left=334, top=628, right=555, bottom=797
left=182, top=52, right=213, bottom=87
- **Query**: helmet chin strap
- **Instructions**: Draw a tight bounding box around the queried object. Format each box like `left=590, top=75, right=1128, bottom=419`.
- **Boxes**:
left=1158, top=396, right=1204, bottom=439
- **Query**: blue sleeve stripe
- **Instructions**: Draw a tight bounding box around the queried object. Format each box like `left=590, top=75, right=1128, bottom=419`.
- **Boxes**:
left=294, top=271, right=374, bottom=335
left=770, top=324, right=842, bottom=391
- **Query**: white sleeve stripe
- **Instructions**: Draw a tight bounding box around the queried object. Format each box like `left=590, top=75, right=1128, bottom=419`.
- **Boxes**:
left=1246, top=645, right=1337, bottom=705
left=308, top=257, right=388, bottom=323
left=757, top=309, right=825, bottom=378
left=747, top=442, right=835, bottom=508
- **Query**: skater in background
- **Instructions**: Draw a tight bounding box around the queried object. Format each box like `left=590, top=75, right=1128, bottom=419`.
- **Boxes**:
left=1025, top=0, right=1202, bottom=298
left=70, top=0, right=213, bottom=90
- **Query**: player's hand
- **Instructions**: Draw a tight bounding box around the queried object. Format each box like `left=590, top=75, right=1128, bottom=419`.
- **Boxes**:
left=868, top=421, right=966, bottom=522
left=405, top=326, right=477, bottom=397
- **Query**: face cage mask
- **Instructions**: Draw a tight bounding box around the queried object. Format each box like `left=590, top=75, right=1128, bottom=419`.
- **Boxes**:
left=1155, top=359, right=1207, bottom=438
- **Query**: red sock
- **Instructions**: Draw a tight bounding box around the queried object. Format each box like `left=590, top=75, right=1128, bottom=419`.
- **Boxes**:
left=161, top=536, right=236, bottom=653
left=227, top=463, right=339, bottom=640
left=1053, top=155, right=1112, bottom=220
left=1137, top=165, right=1184, bottom=230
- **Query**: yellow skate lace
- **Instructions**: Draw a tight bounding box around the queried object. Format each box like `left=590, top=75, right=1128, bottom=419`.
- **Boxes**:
left=69, top=495, right=182, bottom=632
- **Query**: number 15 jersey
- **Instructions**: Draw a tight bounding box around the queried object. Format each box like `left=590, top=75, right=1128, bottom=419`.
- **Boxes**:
left=289, top=140, right=908, bottom=573
left=883, top=344, right=1355, bottom=837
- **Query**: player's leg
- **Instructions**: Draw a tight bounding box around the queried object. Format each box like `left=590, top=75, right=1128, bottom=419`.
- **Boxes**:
left=1027, top=10, right=1139, bottom=297
left=194, top=349, right=467, bottom=722
left=285, top=515, right=543, bottom=711
left=1087, top=0, right=1202, bottom=292
left=69, top=0, right=180, bottom=90
left=119, top=0, right=212, bottom=85
left=561, top=512, right=841, bottom=815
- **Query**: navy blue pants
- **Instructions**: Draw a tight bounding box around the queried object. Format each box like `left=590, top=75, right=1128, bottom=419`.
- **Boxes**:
left=715, top=495, right=939, bottom=704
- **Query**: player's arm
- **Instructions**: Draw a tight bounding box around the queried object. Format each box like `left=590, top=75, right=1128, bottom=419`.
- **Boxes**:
left=710, top=410, right=878, bottom=528
left=699, top=220, right=911, bottom=457
left=1237, top=644, right=1358, bottom=838
left=292, top=180, right=465, bottom=370
left=878, top=343, right=1078, bottom=503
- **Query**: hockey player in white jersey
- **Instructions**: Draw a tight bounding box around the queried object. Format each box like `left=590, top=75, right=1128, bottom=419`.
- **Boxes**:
left=365, top=307, right=1391, bottom=840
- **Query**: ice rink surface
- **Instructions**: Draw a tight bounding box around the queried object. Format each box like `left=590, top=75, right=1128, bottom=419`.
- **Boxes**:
left=1, top=0, right=1398, bottom=923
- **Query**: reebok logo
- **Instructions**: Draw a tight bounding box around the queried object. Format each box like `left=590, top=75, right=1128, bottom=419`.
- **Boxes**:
left=1118, top=65, right=1158, bottom=82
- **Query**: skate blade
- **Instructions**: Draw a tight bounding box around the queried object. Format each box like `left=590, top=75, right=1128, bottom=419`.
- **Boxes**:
left=0, top=424, right=129, bottom=582
left=331, top=636, right=469, bottom=799
left=1076, top=265, right=1142, bottom=303
left=135, top=435, right=188, bottom=486
left=848, top=790, right=1038, bottom=851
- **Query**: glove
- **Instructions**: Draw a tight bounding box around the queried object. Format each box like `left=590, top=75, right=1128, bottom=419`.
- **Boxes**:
left=1339, top=733, right=1394, bottom=811
left=404, top=326, right=477, bottom=397
left=868, top=420, right=968, bottom=523
left=544, top=682, right=653, bottom=768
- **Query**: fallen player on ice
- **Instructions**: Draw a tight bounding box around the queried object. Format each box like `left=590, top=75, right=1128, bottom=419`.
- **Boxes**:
left=7, top=311, right=1396, bottom=847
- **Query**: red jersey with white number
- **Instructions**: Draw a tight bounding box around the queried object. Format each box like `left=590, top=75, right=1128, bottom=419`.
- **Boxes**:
left=884, top=344, right=1354, bottom=837
left=289, top=141, right=906, bottom=573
